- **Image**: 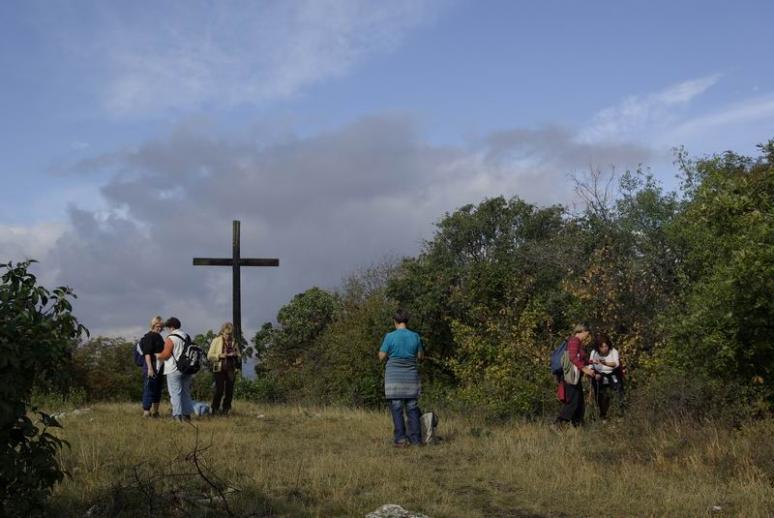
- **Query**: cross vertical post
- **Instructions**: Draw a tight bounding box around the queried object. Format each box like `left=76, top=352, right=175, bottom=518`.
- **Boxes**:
left=232, top=220, right=242, bottom=345
left=193, top=220, right=279, bottom=353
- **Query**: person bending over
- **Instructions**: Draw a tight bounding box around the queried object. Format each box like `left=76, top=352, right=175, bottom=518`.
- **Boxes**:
left=157, top=317, right=194, bottom=422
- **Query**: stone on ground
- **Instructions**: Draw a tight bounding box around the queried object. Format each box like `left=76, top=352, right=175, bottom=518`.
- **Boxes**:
left=365, top=504, right=430, bottom=518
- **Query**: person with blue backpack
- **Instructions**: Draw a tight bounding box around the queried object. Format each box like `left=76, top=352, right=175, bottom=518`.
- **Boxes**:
left=554, top=322, right=596, bottom=427
left=137, top=315, right=165, bottom=418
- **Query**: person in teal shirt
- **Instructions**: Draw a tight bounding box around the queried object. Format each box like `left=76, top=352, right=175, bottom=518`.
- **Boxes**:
left=379, top=309, right=424, bottom=446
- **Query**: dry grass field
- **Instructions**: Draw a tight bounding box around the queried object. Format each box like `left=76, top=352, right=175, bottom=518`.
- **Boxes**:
left=45, top=401, right=773, bottom=517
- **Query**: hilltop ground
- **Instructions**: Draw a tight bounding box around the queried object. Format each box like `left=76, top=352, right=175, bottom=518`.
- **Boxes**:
left=44, top=401, right=773, bottom=517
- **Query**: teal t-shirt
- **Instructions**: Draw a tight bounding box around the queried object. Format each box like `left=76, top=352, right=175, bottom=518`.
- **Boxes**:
left=380, top=328, right=423, bottom=359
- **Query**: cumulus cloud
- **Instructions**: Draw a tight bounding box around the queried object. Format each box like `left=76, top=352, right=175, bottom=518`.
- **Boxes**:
left=0, top=223, right=66, bottom=288
left=4, top=116, right=650, bottom=339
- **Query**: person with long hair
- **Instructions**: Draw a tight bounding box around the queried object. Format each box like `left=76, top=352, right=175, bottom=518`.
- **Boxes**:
left=207, top=322, right=241, bottom=415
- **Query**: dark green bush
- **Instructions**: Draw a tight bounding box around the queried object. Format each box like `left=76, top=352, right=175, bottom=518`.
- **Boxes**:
left=234, top=376, right=284, bottom=403
left=71, top=338, right=142, bottom=401
left=0, top=261, right=87, bottom=516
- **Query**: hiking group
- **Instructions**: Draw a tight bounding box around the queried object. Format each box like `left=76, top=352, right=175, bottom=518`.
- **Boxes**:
left=135, top=316, right=241, bottom=422
left=134, top=311, right=620, bottom=440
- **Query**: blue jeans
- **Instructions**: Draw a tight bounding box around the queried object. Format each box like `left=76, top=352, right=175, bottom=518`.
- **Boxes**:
left=166, top=371, right=194, bottom=417
left=389, top=399, right=421, bottom=444
left=142, top=372, right=163, bottom=411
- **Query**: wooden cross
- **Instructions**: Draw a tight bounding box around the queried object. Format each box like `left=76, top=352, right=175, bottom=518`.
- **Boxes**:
left=193, top=220, right=279, bottom=346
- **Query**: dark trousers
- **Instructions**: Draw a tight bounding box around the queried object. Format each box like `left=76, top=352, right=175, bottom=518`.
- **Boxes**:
left=212, top=370, right=235, bottom=413
left=142, top=372, right=163, bottom=411
left=557, top=382, right=585, bottom=426
left=388, top=399, right=421, bottom=444
left=592, top=377, right=624, bottom=419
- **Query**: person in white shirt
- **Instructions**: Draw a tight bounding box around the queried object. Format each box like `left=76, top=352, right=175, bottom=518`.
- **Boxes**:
left=156, top=317, right=194, bottom=422
left=590, top=333, right=624, bottom=419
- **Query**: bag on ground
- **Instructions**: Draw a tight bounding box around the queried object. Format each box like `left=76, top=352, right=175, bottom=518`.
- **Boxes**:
left=192, top=401, right=211, bottom=416
left=171, top=333, right=203, bottom=375
left=420, top=411, right=439, bottom=444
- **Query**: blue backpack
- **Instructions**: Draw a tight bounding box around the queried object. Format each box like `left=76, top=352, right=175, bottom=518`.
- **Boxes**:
left=550, top=339, right=568, bottom=376
left=132, top=340, right=144, bottom=367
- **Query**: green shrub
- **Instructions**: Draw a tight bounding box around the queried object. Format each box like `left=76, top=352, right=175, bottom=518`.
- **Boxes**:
left=629, top=366, right=770, bottom=425
left=71, top=338, right=143, bottom=401
left=0, top=261, right=87, bottom=516
left=234, top=376, right=284, bottom=403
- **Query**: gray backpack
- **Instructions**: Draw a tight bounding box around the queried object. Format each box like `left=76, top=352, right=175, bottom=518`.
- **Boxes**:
left=420, top=412, right=439, bottom=444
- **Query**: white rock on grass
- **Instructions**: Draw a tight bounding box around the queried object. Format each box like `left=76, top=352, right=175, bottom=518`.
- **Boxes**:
left=365, top=504, right=430, bottom=518
left=51, top=407, right=92, bottom=420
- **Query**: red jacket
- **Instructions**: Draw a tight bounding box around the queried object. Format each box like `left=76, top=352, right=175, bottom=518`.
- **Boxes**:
left=567, top=336, right=588, bottom=370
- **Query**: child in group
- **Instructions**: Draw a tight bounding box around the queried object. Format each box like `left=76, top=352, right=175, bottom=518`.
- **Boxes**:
left=590, top=334, right=624, bottom=419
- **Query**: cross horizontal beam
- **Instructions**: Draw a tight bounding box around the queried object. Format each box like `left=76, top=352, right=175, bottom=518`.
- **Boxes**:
left=193, top=258, right=280, bottom=267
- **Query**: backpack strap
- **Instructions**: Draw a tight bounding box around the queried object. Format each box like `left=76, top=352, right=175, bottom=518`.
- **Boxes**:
left=167, top=332, right=189, bottom=366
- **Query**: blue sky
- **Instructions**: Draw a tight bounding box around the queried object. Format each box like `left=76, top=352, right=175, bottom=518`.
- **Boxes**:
left=1, top=0, right=772, bottom=336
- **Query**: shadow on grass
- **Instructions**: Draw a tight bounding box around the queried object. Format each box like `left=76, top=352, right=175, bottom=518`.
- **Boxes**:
left=46, top=486, right=314, bottom=518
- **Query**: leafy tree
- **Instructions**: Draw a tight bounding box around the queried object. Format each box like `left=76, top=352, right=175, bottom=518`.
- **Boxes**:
left=193, top=329, right=217, bottom=354
left=387, top=196, right=570, bottom=395
left=0, top=261, right=88, bottom=516
left=565, top=168, right=682, bottom=376
left=659, top=142, right=774, bottom=398
left=374, top=198, right=568, bottom=414
left=303, top=267, right=397, bottom=406
left=254, top=287, right=341, bottom=395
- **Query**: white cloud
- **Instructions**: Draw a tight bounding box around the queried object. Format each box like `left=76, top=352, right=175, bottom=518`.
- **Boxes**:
left=0, top=222, right=67, bottom=286
left=0, top=222, right=66, bottom=262
left=55, top=0, right=443, bottom=116
left=580, top=74, right=721, bottom=143
left=665, top=94, right=774, bottom=141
